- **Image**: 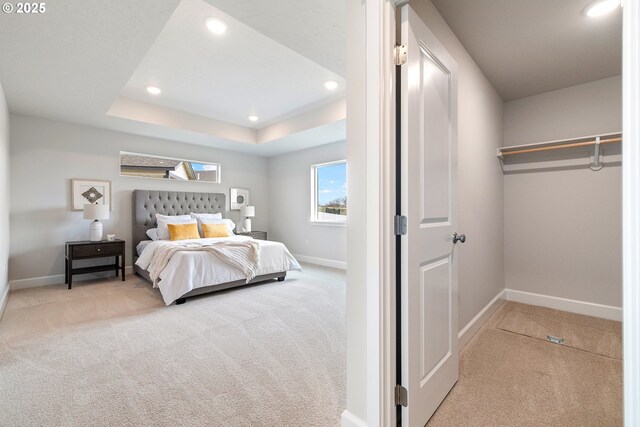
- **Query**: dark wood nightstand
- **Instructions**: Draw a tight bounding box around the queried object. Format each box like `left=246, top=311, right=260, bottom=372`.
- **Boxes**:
left=236, top=231, right=267, bottom=240
left=65, top=240, right=125, bottom=289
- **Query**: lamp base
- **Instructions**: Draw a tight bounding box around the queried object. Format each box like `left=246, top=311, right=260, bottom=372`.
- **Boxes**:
left=243, top=218, right=252, bottom=233
left=90, top=220, right=103, bottom=241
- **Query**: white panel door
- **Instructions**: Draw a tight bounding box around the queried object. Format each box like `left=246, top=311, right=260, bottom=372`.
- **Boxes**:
left=400, top=5, right=460, bottom=427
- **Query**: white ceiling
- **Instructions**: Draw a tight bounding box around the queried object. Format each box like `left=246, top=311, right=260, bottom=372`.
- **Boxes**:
left=120, top=0, right=345, bottom=128
left=0, top=0, right=180, bottom=127
left=0, top=0, right=346, bottom=157
left=432, top=0, right=622, bottom=101
left=2, top=0, right=619, bottom=155
left=206, top=0, right=345, bottom=77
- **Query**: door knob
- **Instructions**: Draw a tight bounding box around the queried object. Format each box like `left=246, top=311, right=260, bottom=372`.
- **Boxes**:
left=453, top=233, right=466, bottom=244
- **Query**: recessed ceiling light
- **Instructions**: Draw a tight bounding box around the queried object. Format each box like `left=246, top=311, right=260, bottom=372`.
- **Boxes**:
left=146, top=86, right=162, bottom=95
left=324, top=80, right=339, bottom=90
left=206, top=17, right=228, bottom=35
left=584, top=0, right=621, bottom=17
left=248, top=115, right=259, bottom=122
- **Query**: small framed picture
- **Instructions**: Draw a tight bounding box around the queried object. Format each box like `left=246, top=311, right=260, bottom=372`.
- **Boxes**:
left=71, top=179, right=111, bottom=211
left=230, top=187, right=250, bottom=210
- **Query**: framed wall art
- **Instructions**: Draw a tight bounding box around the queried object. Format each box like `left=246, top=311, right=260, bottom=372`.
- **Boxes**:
left=230, top=187, right=250, bottom=210
left=71, top=179, right=112, bottom=211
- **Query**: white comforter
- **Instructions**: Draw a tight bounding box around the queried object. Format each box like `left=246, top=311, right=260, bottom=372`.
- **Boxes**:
left=136, top=236, right=301, bottom=305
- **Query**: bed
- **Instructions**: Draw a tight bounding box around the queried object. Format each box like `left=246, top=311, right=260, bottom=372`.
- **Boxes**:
left=132, top=190, right=300, bottom=305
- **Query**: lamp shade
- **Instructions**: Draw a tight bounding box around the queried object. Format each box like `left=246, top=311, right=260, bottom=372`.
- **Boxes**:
left=241, top=205, right=255, bottom=217
left=83, top=203, right=109, bottom=220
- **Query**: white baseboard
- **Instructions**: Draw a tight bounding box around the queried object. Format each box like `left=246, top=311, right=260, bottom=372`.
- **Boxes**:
left=293, top=254, right=347, bottom=270
left=458, top=289, right=506, bottom=348
left=0, top=284, right=9, bottom=321
left=9, top=266, right=135, bottom=290
left=341, top=410, right=367, bottom=427
left=505, top=289, right=622, bottom=322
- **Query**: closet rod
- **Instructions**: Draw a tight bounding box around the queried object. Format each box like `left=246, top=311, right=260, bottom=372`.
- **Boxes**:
left=499, top=136, right=622, bottom=157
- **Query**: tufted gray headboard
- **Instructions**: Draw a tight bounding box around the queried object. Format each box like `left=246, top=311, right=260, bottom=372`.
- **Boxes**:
left=132, top=190, right=226, bottom=257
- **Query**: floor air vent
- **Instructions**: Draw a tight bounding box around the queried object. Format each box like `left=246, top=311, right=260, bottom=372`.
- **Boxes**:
left=546, top=335, right=565, bottom=345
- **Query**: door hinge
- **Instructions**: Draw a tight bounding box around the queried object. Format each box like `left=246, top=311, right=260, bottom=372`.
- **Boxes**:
left=394, top=44, right=407, bottom=66
left=394, top=215, right=407, bottom=236
left=395, top=384, right=408, bottom=407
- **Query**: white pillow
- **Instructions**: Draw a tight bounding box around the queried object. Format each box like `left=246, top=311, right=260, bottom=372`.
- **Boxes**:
left=156, top=213, right=191, bottom=222
left=198, top=217, right=236, bottom=235
left=190, top=212, right=223, bottom=220
left=146, top=228, right=159, bottom=241
left=157, top=217, right=197, bottom=240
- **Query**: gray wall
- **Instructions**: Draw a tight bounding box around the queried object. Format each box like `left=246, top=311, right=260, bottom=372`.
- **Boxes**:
left=268, top=141, right=346, bottom=264
left=503, top=76, right=622, bottom=307
left=504, top=76, right=622, bottom=145
left=0, top=83, right=9, bottom=307
left=411, top=0, right=506, bottom=331
left=9, top=114, right=269, bottom=282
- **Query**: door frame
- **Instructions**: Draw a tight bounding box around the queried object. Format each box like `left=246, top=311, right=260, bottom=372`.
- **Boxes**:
left=622, top=0, right=640, bottom=425
left=343, top=0, right=398, bottom=426
left=345, top=1, right=639, bottom=426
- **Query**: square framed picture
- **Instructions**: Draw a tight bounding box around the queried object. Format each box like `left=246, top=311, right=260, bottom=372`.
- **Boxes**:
left=230, top=187, right=250, bottom=210
left=71, top=179, right=111, bottom=211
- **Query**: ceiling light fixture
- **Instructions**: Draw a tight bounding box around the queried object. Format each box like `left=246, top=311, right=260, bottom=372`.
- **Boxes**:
left=324, top=80, right=339, bottom=90
left=248, top=115, right=259, bottom=122
left=206, top=17, right=228, bottom=35
left=584, top=0, right=621, bottom=17
left=146, top=86, right=162, bottom=95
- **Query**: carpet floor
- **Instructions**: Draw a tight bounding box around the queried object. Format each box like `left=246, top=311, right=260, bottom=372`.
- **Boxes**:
left=0, top=263, right=346, bottom=427
left=427, top=301, right=622, bottom=427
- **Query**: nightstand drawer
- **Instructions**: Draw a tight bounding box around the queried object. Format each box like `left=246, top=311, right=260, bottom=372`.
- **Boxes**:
left=72, top=242, right=122, bottom=258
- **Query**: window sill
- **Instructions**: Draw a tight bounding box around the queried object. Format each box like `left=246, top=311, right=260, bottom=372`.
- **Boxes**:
left=309, top=220, right=347, bottom=227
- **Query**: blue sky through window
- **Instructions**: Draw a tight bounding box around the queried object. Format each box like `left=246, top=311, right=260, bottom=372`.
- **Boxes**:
left=191, top=162, right=218, bottom=171
left=317, top=162, right=346, bottom=205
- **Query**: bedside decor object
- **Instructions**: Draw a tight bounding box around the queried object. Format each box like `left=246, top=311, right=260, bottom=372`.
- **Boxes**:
left=241, top=205, right=255, bottom=232
left=71, top=179, right=111, bottom=211
left=65, top=239, right=125, bottom=289
left=84, top=203, right=109, bottom=241
left=106, top=234, right=116, bottom=241
left=230, top=187, right=250, bottom=210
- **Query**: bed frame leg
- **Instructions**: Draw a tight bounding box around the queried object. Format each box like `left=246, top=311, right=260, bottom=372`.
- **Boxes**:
left=277, top=276, right=285, bottom=282
left=175, top=298, right=186, bottom=305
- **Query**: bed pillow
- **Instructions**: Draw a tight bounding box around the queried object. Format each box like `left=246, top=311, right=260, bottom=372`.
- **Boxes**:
left=190, top=212, right=223, bottom=220
left=156, top=213, right=192, bottom=222
left=146, top=228, right=159, bottom=241
left=198, top=217, right=236, bottom=235
left=191, top=212, right=224, bottom=235
left=168, top=223, right=201, bottom=241
left=157, top=217, right=197, bottom=240
left=201, top=223, right=231, bottom=238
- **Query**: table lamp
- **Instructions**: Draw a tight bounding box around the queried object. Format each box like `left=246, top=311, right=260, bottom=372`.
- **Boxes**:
left=241, top=205, right=255, bottom=232
left=83, top=203, right=109, bottom=241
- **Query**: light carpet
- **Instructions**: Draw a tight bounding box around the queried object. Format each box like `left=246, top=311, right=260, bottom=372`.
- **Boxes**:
left=427, top=301, right=622, bottom=427
left=0, top=263, right=345, bottom=427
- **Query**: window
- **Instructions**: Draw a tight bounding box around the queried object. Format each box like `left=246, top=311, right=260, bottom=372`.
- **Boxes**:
left=311, top=160, right=347, bottom=224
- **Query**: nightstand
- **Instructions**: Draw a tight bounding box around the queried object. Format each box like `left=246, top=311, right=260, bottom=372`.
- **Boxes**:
left=236, top=231, right=267, bottom=240
left=65, top=240, right=125, bottom=289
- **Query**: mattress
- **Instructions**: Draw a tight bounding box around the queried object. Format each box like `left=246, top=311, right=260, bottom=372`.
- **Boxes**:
left=136, top=240, right=153, bottom=256
left=135, top=236, right=301, bottom=305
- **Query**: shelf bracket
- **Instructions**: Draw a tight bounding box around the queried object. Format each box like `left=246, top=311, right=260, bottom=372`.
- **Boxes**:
left=590, top=136, right=604, bottom=171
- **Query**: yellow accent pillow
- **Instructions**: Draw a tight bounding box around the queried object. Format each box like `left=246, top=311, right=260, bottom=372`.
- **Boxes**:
left=168, top=223, right=200, bottom=241
left=202, top=223, right=231, bottom=238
